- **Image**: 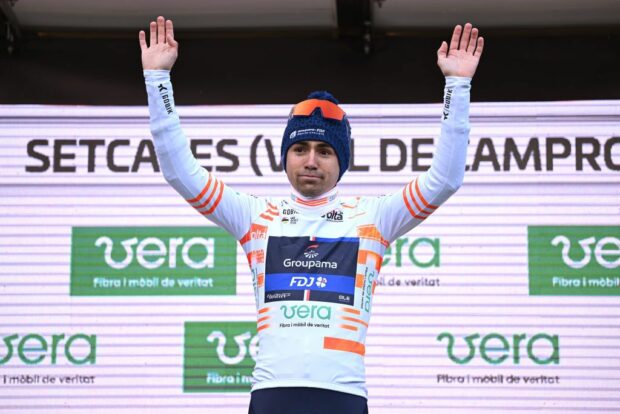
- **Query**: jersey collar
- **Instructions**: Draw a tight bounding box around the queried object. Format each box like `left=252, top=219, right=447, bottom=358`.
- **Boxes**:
left=289, top=186, right=340, bottom=212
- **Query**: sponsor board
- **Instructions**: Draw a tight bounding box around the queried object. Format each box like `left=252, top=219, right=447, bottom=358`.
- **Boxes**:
left=71, top=227, right=237, bottom=296
left=528, top=226, right=620, bottom=295
left=0, top=333, right=97, bottom=386
left=378, top=237, right=441, bottom=287
left=184, top=322, right=257, bottom=393
left=436, top=331, right=561, bottom=388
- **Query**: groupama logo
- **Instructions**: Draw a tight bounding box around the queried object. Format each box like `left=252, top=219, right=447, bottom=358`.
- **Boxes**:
left=71, top=227, right=236, bottom=296
left=437, top=332, right=559, bottom=365
left=184, top=322, right=257, bottom=393
left=528, top=226, right=620, bottom=295
left=0, top=333, right=96, bottom=365
left=304, top=244, right=320, bottom=259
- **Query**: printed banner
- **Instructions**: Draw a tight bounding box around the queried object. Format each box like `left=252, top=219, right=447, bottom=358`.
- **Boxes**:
left=0, top=101, right=619, bottom=414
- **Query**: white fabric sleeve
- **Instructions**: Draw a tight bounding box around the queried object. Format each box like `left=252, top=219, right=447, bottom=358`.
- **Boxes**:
left=377, top=76, right=471, bottom=242
left=144, top=70, right=266, bottom=240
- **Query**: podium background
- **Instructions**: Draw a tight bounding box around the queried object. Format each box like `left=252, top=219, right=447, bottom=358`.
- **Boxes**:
left=1, top=101, right=619, bottom=412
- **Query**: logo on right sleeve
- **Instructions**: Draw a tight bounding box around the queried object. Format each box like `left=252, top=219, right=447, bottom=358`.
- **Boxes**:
left=157, top=83, right=174, bottom=115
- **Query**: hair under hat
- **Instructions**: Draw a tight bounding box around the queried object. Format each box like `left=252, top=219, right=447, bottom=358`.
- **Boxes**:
left=281, top=91, right=351, bottom=181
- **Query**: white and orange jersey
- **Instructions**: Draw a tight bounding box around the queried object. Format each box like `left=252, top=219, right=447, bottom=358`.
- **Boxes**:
left=145, top=70, right=471, bottom=398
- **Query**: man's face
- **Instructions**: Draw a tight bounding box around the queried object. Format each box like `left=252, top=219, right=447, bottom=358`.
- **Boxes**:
left=285, top=140, right=340, bottom=198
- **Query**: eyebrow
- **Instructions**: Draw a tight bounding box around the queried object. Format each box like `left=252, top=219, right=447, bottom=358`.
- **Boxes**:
left=293, top=142, right=332, bottom=150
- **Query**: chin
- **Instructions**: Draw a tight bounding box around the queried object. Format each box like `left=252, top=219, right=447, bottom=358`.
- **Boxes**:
left=298, top=186, right=322, bottom=198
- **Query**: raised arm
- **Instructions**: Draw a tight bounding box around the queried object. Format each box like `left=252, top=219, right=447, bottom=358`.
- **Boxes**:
left=377, top=23, right=484, bottom=242
left=139, top=17, right=265, bottom=240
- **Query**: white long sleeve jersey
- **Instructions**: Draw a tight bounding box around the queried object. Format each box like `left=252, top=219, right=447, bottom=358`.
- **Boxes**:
left=145, top=71, right=471, bottom=398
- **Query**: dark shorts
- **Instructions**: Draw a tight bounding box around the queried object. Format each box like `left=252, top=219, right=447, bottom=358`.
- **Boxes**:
left=249, top=387, right=369, bottom=414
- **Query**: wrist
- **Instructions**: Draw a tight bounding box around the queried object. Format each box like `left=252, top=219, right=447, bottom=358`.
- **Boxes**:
left=144, top=70, right=171, bottom=82
left=445, top=76, right=471, bottom=87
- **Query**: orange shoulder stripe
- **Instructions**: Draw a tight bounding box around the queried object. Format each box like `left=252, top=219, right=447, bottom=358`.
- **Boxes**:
left=187, top=174, right=213, bottom=204
left=202, top=180, right=224, bottom=215
left=415, top=179, right=438, bottom=210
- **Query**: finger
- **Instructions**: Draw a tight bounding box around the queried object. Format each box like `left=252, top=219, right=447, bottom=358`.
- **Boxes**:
left=467, top=27, right=478, bottom=53
left=474, top=36, right=484, bottom=58
left=157, top=16, right=165, bottom=44
left=437, top=41, right=448, bottom=59
left=449, top=25, right=461, bottom=53
left=460, top=23, right=472, bottom=50
left=167, top=33, right=178, bottom=49
left=138, top=30, right=147, bottom=51
left=166, top=19, right=174, bottom=44
left=149, top=21, right=156, bottom=46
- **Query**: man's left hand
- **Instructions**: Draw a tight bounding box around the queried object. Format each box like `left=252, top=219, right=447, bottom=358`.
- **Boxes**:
left=437, top=23, right=484, bottom=78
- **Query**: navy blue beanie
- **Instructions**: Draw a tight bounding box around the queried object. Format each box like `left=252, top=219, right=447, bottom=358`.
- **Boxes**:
left=281, top=91, right=351, bottom=181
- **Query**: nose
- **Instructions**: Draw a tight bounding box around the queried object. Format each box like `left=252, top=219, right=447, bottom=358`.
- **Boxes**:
left=304, top=149, right=319, bottom=169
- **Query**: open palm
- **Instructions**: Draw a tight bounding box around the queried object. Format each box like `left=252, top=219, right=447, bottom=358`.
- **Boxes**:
left=139, top=16, right=179, bottom=71
left=437, top=23, right=484, bottom=78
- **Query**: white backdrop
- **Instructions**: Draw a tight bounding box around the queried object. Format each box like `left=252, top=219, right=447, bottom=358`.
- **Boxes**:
left=1, top=101, right=619, bottom=413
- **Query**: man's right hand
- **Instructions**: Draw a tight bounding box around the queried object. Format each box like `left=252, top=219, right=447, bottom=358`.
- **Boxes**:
left=139, top=16, right=178, bottom=71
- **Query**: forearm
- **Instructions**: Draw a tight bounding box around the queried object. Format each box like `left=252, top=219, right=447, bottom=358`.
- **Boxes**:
left=144, top=70, right=206, bottom=198
left=420, top=76, right=471, bottom=203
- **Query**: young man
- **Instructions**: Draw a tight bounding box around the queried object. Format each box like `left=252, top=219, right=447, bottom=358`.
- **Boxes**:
left=140, top=17, right=483, bottom=414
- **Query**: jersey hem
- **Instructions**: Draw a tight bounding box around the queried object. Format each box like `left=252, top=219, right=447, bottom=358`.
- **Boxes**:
left=251, top=379, right=368, bottom=399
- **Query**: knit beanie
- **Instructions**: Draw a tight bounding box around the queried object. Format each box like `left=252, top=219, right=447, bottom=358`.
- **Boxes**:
left=281, top=91, right=351, bottom=181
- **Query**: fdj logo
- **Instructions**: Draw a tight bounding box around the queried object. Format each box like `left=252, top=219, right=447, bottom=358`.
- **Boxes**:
left=0, top=333, right=97, bottom=365
left=290, top=276, right=327, bottom=288
left=95, top=236, right=214, bottom=270
left=437, top=332, right=559, bottom=365
left=280, top=304, right=331, bottom=320
left=552, top=235, right=619, bottom=269
left=528, top=226, right=620, bottom=296
left=382, top=237, right=440, bottom=268
left=184, top=322, right=257, bottom=393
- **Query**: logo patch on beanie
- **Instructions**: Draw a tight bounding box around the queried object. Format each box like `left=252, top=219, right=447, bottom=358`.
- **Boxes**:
left=289, top=128, right=325, bottom=139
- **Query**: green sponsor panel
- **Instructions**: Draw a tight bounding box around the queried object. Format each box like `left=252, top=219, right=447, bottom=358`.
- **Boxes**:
left=71, top=227, right=237, bottom=296
left=528, top=226, right=620, bottom=295
left=184, top=322, right=257, bottom=393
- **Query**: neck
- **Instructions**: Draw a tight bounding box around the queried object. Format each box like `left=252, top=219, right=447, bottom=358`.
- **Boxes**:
left=290, top=185, right=339, bottom=209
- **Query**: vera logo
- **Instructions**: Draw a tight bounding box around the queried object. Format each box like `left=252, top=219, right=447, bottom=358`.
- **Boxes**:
left=206, top=331, right=258, bottom=365
left=280, top=304, right=332, bottom=320
left=184, top=322, right=257, bottom=393
left=382, top=237, right=440, bottom=268
left=552, top=235, right=619, bottom=269
left=71, top=227, right=236, bottom=296
left=528, top=226, right=620, bottom=296
left=95, top=236, right=214, bottom=270
left=304, top=244, right=320, bottom=258
left=437, top=332, right=559, bottom=365
left=0, top=333, right=96, bottom=365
